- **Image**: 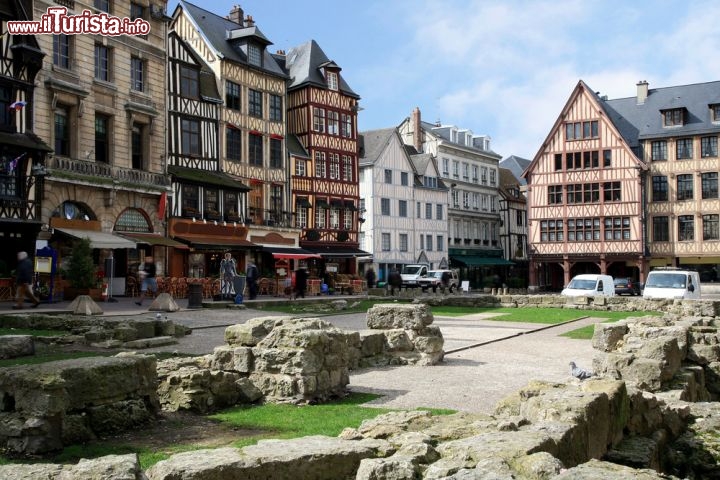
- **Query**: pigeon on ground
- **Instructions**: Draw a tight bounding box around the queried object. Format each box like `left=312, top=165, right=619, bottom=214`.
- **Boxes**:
left=569, top=361, right=593, bottom=380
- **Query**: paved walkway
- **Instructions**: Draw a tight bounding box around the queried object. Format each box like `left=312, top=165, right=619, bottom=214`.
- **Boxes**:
left=1, top=295, right=602, bottom=414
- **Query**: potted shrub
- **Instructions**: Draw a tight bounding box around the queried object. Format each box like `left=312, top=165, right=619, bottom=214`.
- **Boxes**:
left=63, top=237, right=100, bottom=300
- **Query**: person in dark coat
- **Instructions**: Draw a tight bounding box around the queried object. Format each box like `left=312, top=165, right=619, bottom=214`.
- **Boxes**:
left=246, top=262, right=259, bottom=299
left=294, top=266, right=308, bottom=299
left=14, top=251, right=39, bottom=309
left=388, top=268, right=402, bottom=296
left=365, top=267, right=376, bottom=288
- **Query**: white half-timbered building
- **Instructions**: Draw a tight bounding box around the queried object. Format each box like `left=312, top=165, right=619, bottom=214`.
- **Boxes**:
left=498, top=168, right=528, bottom=286
left=523, top=80, right=648, bottom=291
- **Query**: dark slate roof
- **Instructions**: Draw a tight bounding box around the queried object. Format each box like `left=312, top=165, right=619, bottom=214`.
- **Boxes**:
left=420, top=121, right=501, bottom=157
left=283, top=40, right=359, bottom=98
left=286, top=134, right=310, bottom=159
left=409, top=153, right=432, bottom=176
left=358, top=128, right=395, bottom=166
left=500, top=155, right=531, bottom=185
left=178, top=1, right=286, bottom=79
left=599, top=80, right=720, bottom=147
left=498, top=168, right=526, bottom=204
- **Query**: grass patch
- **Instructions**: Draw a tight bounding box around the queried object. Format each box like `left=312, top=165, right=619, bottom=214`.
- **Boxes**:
left=561, top=311, right=663, bottom=340
left=0, top=328, right=67, bottom=337
left=430, top=306, right=662, bottom=325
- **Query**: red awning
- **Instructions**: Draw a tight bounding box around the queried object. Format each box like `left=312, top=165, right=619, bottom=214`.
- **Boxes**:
left=174, top=235, right=257, bottom=250
left=262, top=246, right=322, bottom=260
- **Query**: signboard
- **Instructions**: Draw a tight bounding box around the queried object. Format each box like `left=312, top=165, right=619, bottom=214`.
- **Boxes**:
left=275, top=259, right=289, bottom=278
left=35, top=256, right=52, bottom=273
left=325, top=263, right=338, bottom=273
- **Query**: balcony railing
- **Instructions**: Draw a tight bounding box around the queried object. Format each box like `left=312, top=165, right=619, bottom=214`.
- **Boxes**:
left=48, top=156, right=169, bottom=189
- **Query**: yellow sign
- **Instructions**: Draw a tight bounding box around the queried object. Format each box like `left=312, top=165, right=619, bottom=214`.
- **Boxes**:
left=35, top=256, right=52, bottom=273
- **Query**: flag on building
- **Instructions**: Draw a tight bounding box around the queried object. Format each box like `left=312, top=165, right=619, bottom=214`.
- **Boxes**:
left=8, top=101, right=27, bottom=111
left=7, top=152, right=26, bottom=173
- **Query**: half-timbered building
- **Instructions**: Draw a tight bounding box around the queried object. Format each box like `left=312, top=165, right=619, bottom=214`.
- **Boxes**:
left=32, top=0, right=170, bottom=297
left=602, top=80, right=720, bottom=281
left=497, top=168, right=528, bottom=286
left=172, top=2, right=303, bottom=279
left=399, top=108, right=509, bottom=289
left=279, top=39, right=366, bottom=274
left=0, top=0, right=51, bottom=275
left=523, top=80, right=647, bottom=291
left=359, top=128, right=449, bottom=283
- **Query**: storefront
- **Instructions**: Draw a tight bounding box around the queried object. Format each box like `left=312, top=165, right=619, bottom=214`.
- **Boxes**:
left=449, top=248, right=514, bottom=289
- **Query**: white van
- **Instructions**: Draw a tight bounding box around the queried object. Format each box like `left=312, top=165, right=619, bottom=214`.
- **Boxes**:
left=561, top=274, right=615, bottom=297
left=643, top=269, right=700, bottom=300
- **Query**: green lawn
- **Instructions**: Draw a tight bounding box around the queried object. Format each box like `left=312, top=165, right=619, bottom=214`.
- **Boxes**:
left=1, top=393, right=452, bottom=470
left=430, top=306, right=660, bottom=324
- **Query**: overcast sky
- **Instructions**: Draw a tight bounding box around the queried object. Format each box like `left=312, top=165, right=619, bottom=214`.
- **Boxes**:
left=169, top=0, right=720, bottom=160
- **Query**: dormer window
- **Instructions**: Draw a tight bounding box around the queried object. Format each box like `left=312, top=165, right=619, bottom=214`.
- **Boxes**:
left=712, top=104, right=720, bottom=123
left=327, top=71, right=338, bottom=91
left=247, top=43, right=262, bottom=67
left=663, top=108, right=684, bottom=127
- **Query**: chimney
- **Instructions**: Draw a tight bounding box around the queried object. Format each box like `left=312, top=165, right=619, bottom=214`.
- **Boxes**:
left=275, top=49, right=285, bottom=56
left=412, top=107, right=422, bottom=153
left=244, top=14, right=255, bottom=27
left=227, top=5, right=243, bottom=25
left=637, top=80, right=649, bottom=105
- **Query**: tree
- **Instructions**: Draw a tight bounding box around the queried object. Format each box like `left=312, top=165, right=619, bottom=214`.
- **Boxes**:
left=66, top=238, right=96, bottom=289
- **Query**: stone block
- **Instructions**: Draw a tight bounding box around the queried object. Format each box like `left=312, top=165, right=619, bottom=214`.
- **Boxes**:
left=366, top=303, right=434, bottom=330
left=0, top=335, right=34, bottom=359
left=225, top=316, right=290, bottom=346
left=360, top=332, right=385, bottom=357
left=592, top=323, right=629, bottom=352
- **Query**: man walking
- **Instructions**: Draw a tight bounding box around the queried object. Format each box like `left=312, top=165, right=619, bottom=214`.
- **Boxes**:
left=246, top=261, right=259, bottom=299
left=135, top=256, right=157, bottom=306
left=14, top=251, right=40, bottom=309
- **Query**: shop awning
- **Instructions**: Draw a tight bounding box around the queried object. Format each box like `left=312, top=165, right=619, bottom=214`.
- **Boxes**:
left=55, top=227, right=137, bottom=249
left=168, top=165, right=250, bottom=191
left=316, top=198, right=329, bottom=208
left=174, top=235, right=257, bottom=250
left=451, top=255, right=515, bottom=266
left=118, top=233, right=190, bottom=250
left=296, top=196, right=311, bottom=208
left=262, top=246, right=322, bottom=260
left=344, top=200, right=357, bottom=210
left=306, top=246, right=372, bottom=258
left=330, top=199, right=343, bottom=208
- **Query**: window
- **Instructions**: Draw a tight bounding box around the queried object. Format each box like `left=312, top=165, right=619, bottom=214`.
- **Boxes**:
left=703, top=214, right=719, bottom=240
left=315, top=205, right=326, bottom=228
left=451, top=190, right=459, bottom=208
left=584, top=183, right=600, bottom=203
left=340, top=113, right=352, bottom=138
left=565, top=121, right=599, bottom=140
left=489, top=169, right=496, bottom=185
left=653, top=216, right=669, bottom=242
left=701, top=136, right=718, bottom=158
left=603, top=182, right=620, bottom=202
left=343, top=206, right=352, bottom=230
left=540, top=220, right=564, bottom=242
left=416, top=201, right=421, bottom=218
left=180, top=66, right=199, bottom=99
left=426, top=203, right=432, bottom=219
left=94, top=0, right=109, bottom=12
left=436, top=235, right=444, bottom=252
left=400, top=172, right=408, bottom=186
left=384, top=169, right=392, bottom=184
left=248, top=89, right=262, bottom=118
left=604, top=217, right=630, bottom=240
left=464, top=192, right=471, bottom=209
left=702, top=172, right=718, bottom=199
left=54, top=106, right=70, bottom=156
left=462, top=162, right=469, bottom=180
left=481, top=167, right=487, bottom=184
left=381, top=233, right=391, bottom=251
left=181, top=119, right=200, bottom=155
left=663, top=109, right=684, bottom=127
left=381, top=198, right=390, bottom=216
left=181, top=184, right=199, bottom=211
left=130, top=3, right=144, bottom=20
left=677, top=174, right=694, bottom=200
left=204, top=188, right=219, bottom=214
left=399, top=200, right=407, bottom=217
left=472, top=192, right=479, bottom=209
left=651, top=141, right=667, bottom=161
left=342, top=155, right=353, bottom=182
left=603, top=150, right=611, bottom=167
left=314, top=152, right=326, bottom=177
left=548, top=185, right=563, bottom=204
left=566, top=184, right=582, bottom=204
left=95, top=114, right=110, bottom=163
left=452, top=161, right=459, bottom=178
left=327, top=111, right=339, bottom=135
left=226, top=81, right=241, bottom=111
left=269, top=94, right=282, bottom=121
left=53, top=35, right=70, bottom=69
left=676, top=138, right=693, bottom=159
left=249, top=133, right=263, bottom=166
left=270, top=138, right=282, bottom=168
left=329, top=208, right=339, bottom=228
left=567, top=218, right=600, bottom=241
left=713, top=105, right=720, bottom=123
left=554, top=154, right=562, bottom=171
left=247, top=43, right=262, bottom=67
left=436, top=204, right=443, bottom=220
left=678, top=215, right=694, bottom=241
left=426, top=235, right=433, bottom=251
left=131, top=123, right=145, bottom=170
left=129, top=56, right=144, bottom=92
left=652, top=175, right=668, bottom=201
left=297, top=207, right=307, bottom=228
left=566, top=152, right=581, bottom=169
left=295, top=159, right=306, bottom=176
left=94, top=44, right=110, bottom=81
left=399, top=233, right=408, bottom=252
left=442, top=158, right=449, bottom=175
left=329, top=153, right=340, bottom=179
left=226, top=127, right=242, bottom=161
left=326, top=71, right=338, bottom=90
left=313, top=108, right=325, bottom=132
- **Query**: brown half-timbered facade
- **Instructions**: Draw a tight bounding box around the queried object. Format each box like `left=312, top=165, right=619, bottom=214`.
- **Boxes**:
left=524, top=80, right=647, bottom=291
left=0, top=0, right=51, bottom=270
left=279, top=40, right=365, bottom=273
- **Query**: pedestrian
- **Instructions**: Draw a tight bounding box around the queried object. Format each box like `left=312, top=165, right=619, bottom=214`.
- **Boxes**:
left=14, top=251, right=39, bottom=309
left=135, top=256, right=157, bottom=306
left=220, top=252, right=237, bottom=299
left=388, top=268, right=402, bottom=296
left=441, top=270, right=453, bottom=294
left=294, top=266, right=308, bottom=299
left=365, top=267, right=376, bottom=288
left=246, top=261, right=259, bottom=299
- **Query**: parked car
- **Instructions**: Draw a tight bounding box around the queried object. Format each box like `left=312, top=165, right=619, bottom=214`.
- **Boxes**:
left=418, top=269, right=459, bottom=292
left=613, top=277, right=642, bottom=296
left=400, top=264, right=429, bottom=288
left=643, top=269, right=701, bottom=300
left=561, top=274, right=615, bottom=297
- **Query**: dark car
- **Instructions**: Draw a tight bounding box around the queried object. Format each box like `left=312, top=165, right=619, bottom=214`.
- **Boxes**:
left=613, top=277, right=641, bottom=296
